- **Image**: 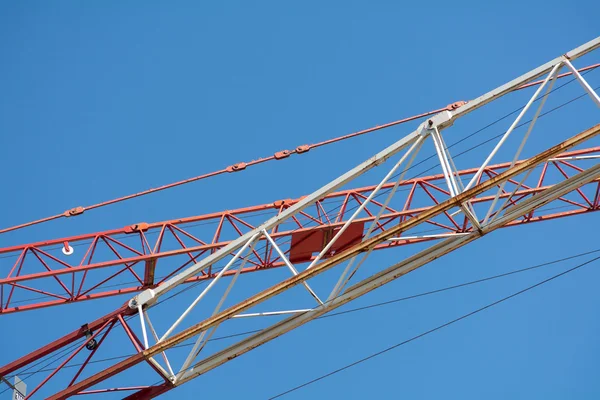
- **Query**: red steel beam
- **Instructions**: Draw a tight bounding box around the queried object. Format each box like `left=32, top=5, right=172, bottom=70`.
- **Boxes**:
left=0, top=305, right=132, bottom=377
left=1, top=146, right=599, bottom=314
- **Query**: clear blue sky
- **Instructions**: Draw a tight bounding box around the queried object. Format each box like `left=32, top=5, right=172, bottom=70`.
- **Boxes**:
left=1, top=1, right=600, bottom=399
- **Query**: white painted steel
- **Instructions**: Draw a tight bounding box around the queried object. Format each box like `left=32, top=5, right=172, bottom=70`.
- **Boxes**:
left=179, top=162, right=600, bottom=383
left=483, top=64, right=561, bottom=225
left=178, top=240, right=259, bottom=376
left=144, top=313, right=175, bottom=378
left=550, top=155, right=600, bottom=161
left=430, top=127, right=480, bottom=228
left=122, top=36, right=600, bottom=386
left=464, top=63, right=563, bottom=192
left=164, top=129, right=600, bottom=384
left=564, top=59, right=600, bottom=107
left=130, top=37, right=600, bottom=312
left=305, top=135, right=426, bottom=271
left=387, top=233, right=471, bottom=240
left=159, top=233, right=260, bottom=342
left=262, top=230, right=323, bottom=305
left=446, top=36, right=600, bottom=122
left=132, top=131, right=423, bottom=309
left=327, top=137, right=425, bottom=300
left=137, top=304, right=149, bottom=350
left=232, top=310, right=313, bottom=318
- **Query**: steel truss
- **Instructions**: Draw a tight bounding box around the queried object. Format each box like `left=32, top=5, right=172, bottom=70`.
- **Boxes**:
left=1, top=36, right=600, bottom=399
left=2, top=144, right=600, bottom=315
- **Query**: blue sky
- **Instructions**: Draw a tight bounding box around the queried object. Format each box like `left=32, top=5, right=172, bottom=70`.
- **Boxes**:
left=1, top=1, right=600, bottom=399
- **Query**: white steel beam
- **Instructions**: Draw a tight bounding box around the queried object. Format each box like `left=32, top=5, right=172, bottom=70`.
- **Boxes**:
left=430, top=126, right=480, bottom=228
left=232, top=310, right=313, bottom=318
left=482, top=64, right=562, bottom=224
left=327, top=136, right=425, bottom=300
left=130, top=36, right=600, bottom=310
left=159, top=233, right=260, bottom=342
left=30, top=36, right=600, bottom=400
left=262, top=230, right=323, bottom=305
left=140, top=123, right=600, bottom=364
left=132, top=127, right=425, bottom=309
left=179, top=161, right=600, bottom=382
left=443, top=36, right=600, bottom=124
left=564, top=59, right=600, bottom=107
left=306, top=136, right=425, bottom=270
left=177, top=239, right=259, bottom=377
left=464, top=63, right=563, bottom=192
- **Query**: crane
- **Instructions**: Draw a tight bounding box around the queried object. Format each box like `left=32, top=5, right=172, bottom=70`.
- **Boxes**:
left=1, top=36, right=600, bottom=399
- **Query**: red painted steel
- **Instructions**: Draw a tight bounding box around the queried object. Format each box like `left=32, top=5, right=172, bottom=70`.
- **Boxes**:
left=24, top=320, right=112, bottom=399
left=0, top=306, right=132, bottom=377
left=121, top=383, right=173, bottom=399
left=0, top=305, right=169, bottom=399
left=0, top=147, right=599, bottom=315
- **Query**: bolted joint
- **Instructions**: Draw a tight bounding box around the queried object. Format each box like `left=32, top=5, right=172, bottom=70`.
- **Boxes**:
left=445, top=101, right=467, bottom=111
left=273, top=199, right=292, bottom=207
left=226, top=162, right=247, bottom=172
left=295, top=145, right=310, bottom=154
left=417, top=121, right=433, bottom=138
left=125, top=222, right=149, bottom=234
left=64, top=206, right=85, bottom=217
left=425, top=110, right=454, bottom=130
left=274, top=150, right=291, bottom=160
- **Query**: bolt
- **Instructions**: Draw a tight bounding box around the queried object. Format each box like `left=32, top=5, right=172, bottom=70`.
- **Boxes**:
left=428, top=120, right=433, bottom=127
